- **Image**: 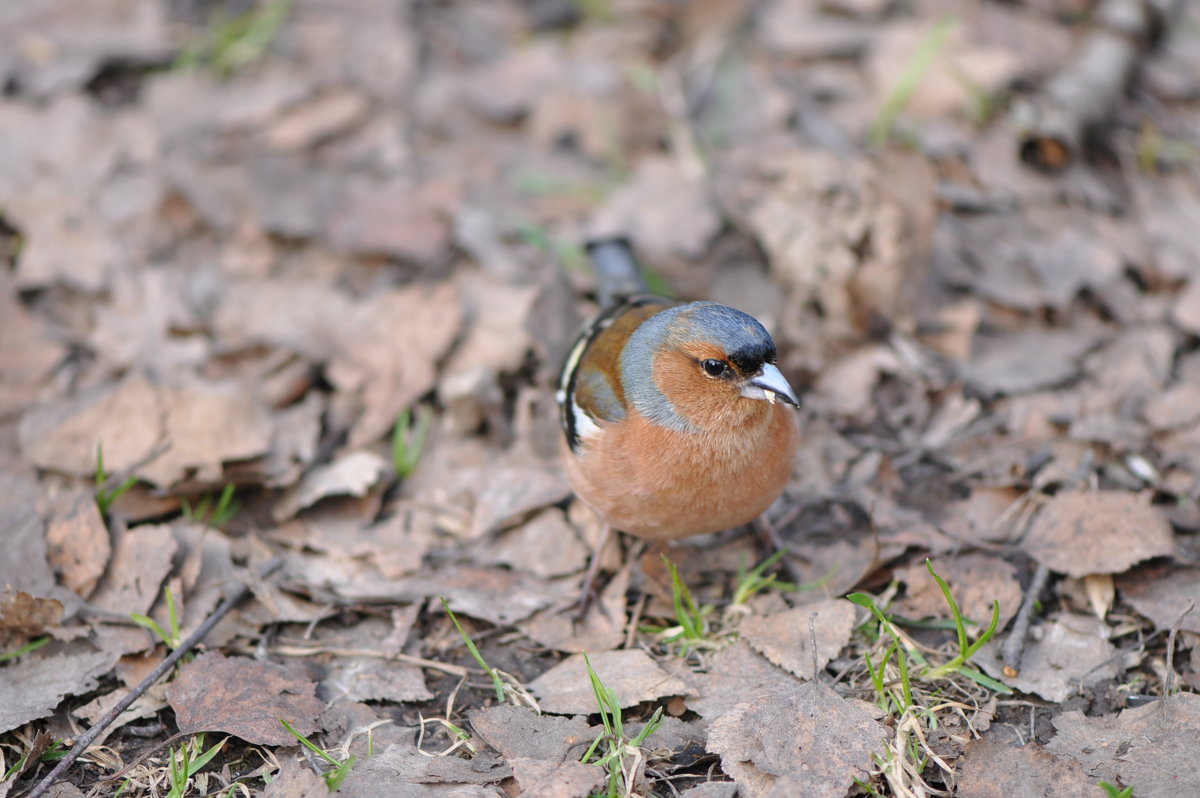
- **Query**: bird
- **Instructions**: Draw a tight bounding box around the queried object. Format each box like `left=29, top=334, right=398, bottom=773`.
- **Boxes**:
left=557, top=239, right=801, bottom=554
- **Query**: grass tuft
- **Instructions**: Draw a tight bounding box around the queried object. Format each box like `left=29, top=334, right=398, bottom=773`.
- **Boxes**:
left=181, top=483, right=240, bottom=528
left=175, top=0, right=292, bottom=78
left=94, top=442, right=139, bottom=516
left=580, top=653, right=664, bottom=798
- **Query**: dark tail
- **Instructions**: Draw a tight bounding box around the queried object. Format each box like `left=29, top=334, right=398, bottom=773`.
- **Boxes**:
left=586, top=237, right=648, bottom=308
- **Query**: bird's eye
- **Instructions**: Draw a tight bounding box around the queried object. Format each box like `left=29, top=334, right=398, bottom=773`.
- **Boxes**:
left=702, top=358, right=729, bottom=377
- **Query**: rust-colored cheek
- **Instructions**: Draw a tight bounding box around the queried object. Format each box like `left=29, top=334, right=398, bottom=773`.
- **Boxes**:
left=650, top=348, right=769, bottom=431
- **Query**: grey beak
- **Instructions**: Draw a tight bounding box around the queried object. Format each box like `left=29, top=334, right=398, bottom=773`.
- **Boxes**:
left=741, top=363, right=799, bottom=407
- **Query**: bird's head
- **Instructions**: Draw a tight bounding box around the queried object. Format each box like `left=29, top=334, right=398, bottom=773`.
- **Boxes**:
left=621, top=302, right=799, bottom=432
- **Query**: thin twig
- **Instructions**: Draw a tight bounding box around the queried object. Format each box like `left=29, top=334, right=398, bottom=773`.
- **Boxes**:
left=1164, top=600, right=1195, bottom=697
left=1001, top=562, right=1051, bottom=675
left=24, top=558, right=283, bottom=798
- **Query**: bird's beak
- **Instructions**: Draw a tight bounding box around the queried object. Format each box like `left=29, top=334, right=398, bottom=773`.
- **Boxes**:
left=741, top=363, right=799, bottom=407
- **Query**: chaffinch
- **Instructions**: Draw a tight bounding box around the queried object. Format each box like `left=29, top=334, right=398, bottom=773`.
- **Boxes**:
left=558, top=240, right=801, bottom=542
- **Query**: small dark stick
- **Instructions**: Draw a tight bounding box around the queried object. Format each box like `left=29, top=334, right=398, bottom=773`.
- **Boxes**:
left=1163, top=600, right=1195, bottom=698
left=24, top=557, right=283, bottom=798
left=1001, top=562, right=1051, bottom=676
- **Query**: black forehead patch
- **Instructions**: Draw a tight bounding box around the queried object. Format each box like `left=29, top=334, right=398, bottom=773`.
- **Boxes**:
left=727, top=341, right=776, bottom=375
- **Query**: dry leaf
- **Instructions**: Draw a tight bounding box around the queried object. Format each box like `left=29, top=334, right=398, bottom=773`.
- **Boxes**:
left=1047, top=693, right=1200, bottom=795
left=261, top=90, right=370, bottom=152
left=0, top=274, right=65, bottom=416
left=962, top=328, right=1101, bottom=398
left=168, top=651, right=323, bottom=745
left=518, top=562, right=629, bottom=654
left=1117, top=563, right=1200, bottom=634
left=469, top=705, right=593, bottom=763
left=956, top=738, right=1095, bottom=798
left=975, top=613, right=1123, bottom=701
left=681, top=641, right=803, bottom=722
left=1142, top=384, right=1200, bottom=431
left=272, top=450, right=389, bottom=522
left=482, top=508, right=589, bottom=579
left=707, top=681, right=887, bottom=798
left=0, top=648, right=117, bottom=734
left=43, top=490, right=111, bottom=600
left=138, top=379, right=275, bottom=488
left=869, top=21, right=1021, bottom=119
left=261, top=756, right=329, bottom=798
left=333, top=742, right=509, bottom=795
left=88, top=524, right=178, bottom=616
left=510, top=758, right=605, bottom=798
left=589, top=156, right=721, bottom=260
left=0, top=590, right=64, bottom=648
left=740, top=599, right=856, bottom=680
left=18, top=371, right=163, bottom=479
left=895, top=555, right=1021, bottom=637
left=1021, top=491, right=1174, bottom=577
left=528, top=650, right=693, bottom=715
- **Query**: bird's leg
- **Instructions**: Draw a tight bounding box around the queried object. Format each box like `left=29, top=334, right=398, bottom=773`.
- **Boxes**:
left=754, top=515, right=808, bottom=588
left=574, top=523, right=613, bottom=622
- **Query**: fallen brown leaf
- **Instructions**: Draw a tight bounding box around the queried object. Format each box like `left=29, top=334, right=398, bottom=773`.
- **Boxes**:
left=679, top=640, right=802, bottom=723
left=333, top=742, right=509, bottom=796
left=528, top=650, right=693, bottom=715
left=962, top=327, right=1102, bottom=398
left=168, top=651, right=323, bottom=746
left=956, top=737, right=1094, bottom=798
left=1021, top=491, right=1174, bottom=578
left=18, top=371, right=163, bottom=480
left=1047, top=692, right=1200, bottom=795
left=88, top=524, right=177, bottom=617
left=1117, top=563, right=1200, bottom=634
left=272, top=450, right=389, bottom=522
left=740, top=599, right=856, bottom=680
left=469, top=705, right=592, bottom=763
left=510, top=758, right=605, bottom=798
left=975, top=613, right=1124, bottom=702
left=43, top=489, right=111, bottom=600
left=895, top=554, right=1021, bottom=638
left=707, top=681, right=887, bottom=798
left=0, top=646, right=118, bottom=734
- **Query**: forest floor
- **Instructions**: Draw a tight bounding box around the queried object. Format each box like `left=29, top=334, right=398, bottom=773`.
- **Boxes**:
left=2, top=0, right=1200, bottom=796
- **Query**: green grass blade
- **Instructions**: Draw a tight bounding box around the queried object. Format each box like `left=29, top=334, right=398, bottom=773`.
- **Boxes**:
left=326, top=756, right=357, bottom=790
left=956, top=664, right=1013, bottom=694
left=869, top=17, right=956, bottom=147
left=0, top=636, right=49, bottom=663
left=130, top=614, right=171, bottom=647
left=280, top=719, right=339, bottom=766
left=440, top=597, right=505, bottom=701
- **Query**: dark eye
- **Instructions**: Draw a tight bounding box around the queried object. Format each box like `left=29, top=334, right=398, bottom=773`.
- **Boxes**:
left=702, top=358, right=729, bottom=377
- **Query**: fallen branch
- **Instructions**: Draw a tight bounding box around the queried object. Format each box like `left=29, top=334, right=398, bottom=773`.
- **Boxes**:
left=23, top=557, right=283, bottom=798
left=1000, top=562, right=1051, bottom=677
left=1014, top=0, right=1179, bottom=172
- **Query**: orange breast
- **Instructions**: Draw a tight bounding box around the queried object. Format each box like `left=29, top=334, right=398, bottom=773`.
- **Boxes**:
left=562, top=402, right=800, bottom=540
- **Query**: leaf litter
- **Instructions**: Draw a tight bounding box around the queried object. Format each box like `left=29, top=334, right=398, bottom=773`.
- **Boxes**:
left=2, top=0, right=1200, bottom=796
